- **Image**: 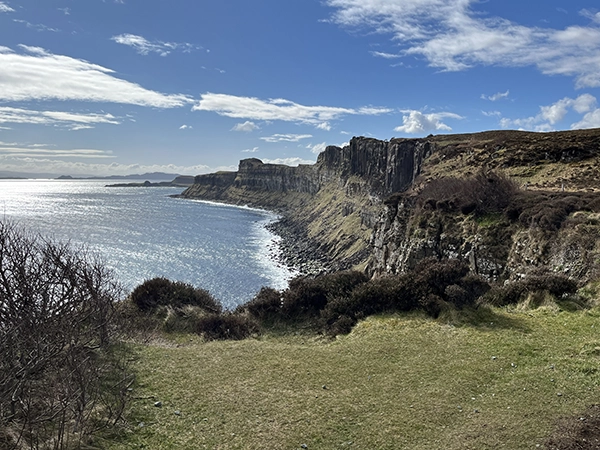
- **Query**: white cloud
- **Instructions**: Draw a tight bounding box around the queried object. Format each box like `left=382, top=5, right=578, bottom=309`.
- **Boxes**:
left=262, top=157, right=317, bottom=166
left=179, top=124, right=192, bottom=130
left=394, top=110, right=463, bottom=134
left=316, top=122, right=331, bottom=131
left=194, top=93, right=392, bottom=128
left=326, top=0, right=600, bottom=88
left=111, top=34, right=200, bottom=56
left=260, top=134, right=313, bottom=143
left=0, top=46, right=192, bottom=107
left=481, top=110, right=501, bottom=117
left=306, top=142, right=328, bottom=154
left=242, top=147, right=259, bottom=153
left=0, top=145, right=114, bottom=158
left=0, top=2, right=14, bottom=12
left=500, top=94, right=598, bottom=131
left=481, top=90, right=510, bottom=101
left=13, top=19, right=59, bottom=32
left=580, top=9, right=600, bottom=24
left=231, top=121, right=259, bottom=132
left=371, top=51, right=402, bottom=59
left=572, top=109, right=600, bottom=129
left=0, top=106, right=120, bottom=129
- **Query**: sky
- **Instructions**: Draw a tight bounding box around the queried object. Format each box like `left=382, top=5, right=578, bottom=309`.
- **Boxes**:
left=1, top=0, right=600, bottom=177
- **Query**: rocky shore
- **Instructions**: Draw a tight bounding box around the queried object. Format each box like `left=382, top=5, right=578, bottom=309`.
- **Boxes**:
left=265, top=217, right=332, bottom=277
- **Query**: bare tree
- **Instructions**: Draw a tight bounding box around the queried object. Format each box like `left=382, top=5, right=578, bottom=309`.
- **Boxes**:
left=0, top=222, right=131, bottom=449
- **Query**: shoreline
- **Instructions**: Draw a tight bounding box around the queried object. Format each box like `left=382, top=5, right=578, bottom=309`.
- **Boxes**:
left=265, top=216, right=332, bottom=277
left=175, top=194, right=333, bottom=279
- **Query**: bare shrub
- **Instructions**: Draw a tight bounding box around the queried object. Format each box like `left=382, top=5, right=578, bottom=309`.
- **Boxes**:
left=0, top=222, right=131, bottom=449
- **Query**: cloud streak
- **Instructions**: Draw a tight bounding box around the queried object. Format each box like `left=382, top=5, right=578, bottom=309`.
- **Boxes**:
left=260, top=134, right=313, bottom=143
left=111, top=34, right=202, bottom=56
left=0, top=154, right=215, bottom=177
left=481, top=90, right=510, bottom=101
left=0, top=46, right=193, bottom=107
left=326, top=0, right=600, bottom=88
left=194, top=93, right=392, bottom=128
left=0, top=106, right=121, bottom=129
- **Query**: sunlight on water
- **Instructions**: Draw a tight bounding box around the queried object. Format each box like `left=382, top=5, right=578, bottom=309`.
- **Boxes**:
left=0, top=180, right=296, bottom=308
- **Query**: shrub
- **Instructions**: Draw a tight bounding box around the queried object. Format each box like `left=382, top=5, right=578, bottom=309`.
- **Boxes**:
left=195, top=313, right=258, bottom=341
left=483, top=272, right=578, bottom=306
left=321, top=259, right=490, bottom=334
left=417, top=171, right=517, bottom=217
left=130, top=277, right=221, bottom=314
left=241, top=287, right=282, bottom=321
left=281, top=271, right=368, bottom=320
left=0, top=222, right=130, bottom=449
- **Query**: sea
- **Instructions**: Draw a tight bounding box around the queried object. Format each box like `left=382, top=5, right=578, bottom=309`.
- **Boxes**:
left=0, top=179, right=297, bottom=309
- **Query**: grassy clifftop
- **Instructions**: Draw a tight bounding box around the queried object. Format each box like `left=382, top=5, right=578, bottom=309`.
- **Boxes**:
left=422, top=129, right=600, bottom=192
left=107, top=305, right=600, bottom=449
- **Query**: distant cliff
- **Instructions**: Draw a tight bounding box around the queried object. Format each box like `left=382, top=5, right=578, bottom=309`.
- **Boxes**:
left=181, top=129, right=600, bottom=281
left=181, top=136, right=435, bottom=269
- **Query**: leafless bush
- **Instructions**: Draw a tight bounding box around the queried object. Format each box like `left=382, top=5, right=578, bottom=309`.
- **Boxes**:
left=0, top=222, right=131, bottom=449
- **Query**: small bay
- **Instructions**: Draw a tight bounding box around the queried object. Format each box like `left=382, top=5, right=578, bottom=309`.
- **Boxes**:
left=0, top=179, right=295, bottom=309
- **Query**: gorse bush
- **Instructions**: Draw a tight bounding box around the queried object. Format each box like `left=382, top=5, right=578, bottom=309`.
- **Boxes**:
left=281, top=271, right=369, bottom=320
left=320, top=258, right=489, bottom=333
left=416, top=171, right=600, bottom=232
left=0, top=222, right=130, bottom=450
left=195, top=313, right=258, bottom=341
left=483, top=271, right=578, bottom=306
left=240, top=286, right=282, bottom=321
left=130, top=277, right=222, bottom=314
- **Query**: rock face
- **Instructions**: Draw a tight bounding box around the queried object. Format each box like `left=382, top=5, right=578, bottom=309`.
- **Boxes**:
left=181, top=137, right=434, bottom=269
left=185, top=137, right=433, bottom=201
left=181, top=129, right=600, bottom=282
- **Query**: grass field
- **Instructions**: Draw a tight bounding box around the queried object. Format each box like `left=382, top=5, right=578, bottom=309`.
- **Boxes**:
left=103, top=305, right=600, bottom=449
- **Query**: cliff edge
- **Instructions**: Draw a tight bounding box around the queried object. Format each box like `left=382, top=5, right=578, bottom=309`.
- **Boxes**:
left=181, top=129, right=600, bottom=282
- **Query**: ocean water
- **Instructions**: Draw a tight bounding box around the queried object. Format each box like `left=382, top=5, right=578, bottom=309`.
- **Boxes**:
left=0, top=179, right=296, bottom=309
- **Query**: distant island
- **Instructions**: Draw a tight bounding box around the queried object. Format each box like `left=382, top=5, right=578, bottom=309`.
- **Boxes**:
left=57, top=172, right=183, bottom=181
left=0, top=170, right=189, bottom=181
left=105, top=175, right=195, bottom=188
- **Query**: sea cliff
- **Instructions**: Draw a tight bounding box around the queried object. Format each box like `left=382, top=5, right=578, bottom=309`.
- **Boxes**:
left=181, top=129, right=600, bottom=282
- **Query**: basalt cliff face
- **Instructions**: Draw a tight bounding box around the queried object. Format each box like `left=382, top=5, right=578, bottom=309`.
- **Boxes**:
left=181, top=137, right=433, bottom=269
left=181, top=129, right=600, bottom=282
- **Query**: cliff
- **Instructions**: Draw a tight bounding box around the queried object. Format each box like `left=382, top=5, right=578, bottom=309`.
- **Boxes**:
left=181, top=129, right=600, bottom=282
left=181, top=136, right=433, bottom=269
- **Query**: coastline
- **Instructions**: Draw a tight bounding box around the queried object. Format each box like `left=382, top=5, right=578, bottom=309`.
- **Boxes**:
left=265, top=217, right=332, bottom=277
left=174, top=194, right=334, bottom=279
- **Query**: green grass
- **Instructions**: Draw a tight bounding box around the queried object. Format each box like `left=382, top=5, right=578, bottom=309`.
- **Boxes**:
left=103, top=307, right=600, bottom=450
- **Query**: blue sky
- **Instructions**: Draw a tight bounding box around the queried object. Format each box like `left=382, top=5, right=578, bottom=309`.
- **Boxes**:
left=1, top=0, right=600, bottom=176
